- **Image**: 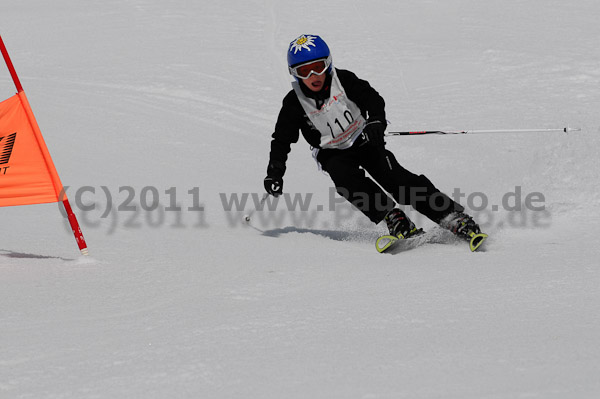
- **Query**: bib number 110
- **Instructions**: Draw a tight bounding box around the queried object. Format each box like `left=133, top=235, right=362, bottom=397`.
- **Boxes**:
left=327, top=110, right=354, bottom=138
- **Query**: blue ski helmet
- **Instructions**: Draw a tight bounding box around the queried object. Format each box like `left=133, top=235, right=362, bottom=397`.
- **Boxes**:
left=287, top=34, right=332, bottom=79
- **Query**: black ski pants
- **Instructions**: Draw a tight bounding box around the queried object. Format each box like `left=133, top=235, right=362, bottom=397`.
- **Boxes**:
left=317, top=143, right=463, bottom=225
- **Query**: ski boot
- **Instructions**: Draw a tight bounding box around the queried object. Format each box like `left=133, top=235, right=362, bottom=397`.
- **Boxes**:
left=376, top=208, right=424, bottom=253
left=385, top=208, right=422, bottom=239
left=442, top=212, right=487, bottom=252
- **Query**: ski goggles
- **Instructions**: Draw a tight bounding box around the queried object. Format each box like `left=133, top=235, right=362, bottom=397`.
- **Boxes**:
left=289, top=56, right=332, bottom=79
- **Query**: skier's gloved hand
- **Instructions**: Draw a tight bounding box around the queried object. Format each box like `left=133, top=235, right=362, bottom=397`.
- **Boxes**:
left=264, top=161, right=285, bottom=197
left=361, top=120, right=386, bottom=147
left=264, top=176, right=283, bottom=197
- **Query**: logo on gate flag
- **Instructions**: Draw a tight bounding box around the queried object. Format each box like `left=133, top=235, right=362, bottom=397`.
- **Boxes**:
left=0, top=132, right=16, bottom=164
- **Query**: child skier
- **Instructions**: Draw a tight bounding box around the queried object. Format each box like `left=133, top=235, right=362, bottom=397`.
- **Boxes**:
left=264, top=34, right=482, bottom=246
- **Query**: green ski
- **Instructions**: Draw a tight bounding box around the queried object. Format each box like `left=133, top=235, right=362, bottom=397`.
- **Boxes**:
left=375, top=230, right=488, bottom=253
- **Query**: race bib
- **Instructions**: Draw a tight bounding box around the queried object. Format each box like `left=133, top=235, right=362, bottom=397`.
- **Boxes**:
left=292, top=70, right=366, bottom=149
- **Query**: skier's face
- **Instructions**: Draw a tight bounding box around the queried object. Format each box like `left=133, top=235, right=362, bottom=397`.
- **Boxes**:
left=302, top=72, right=327, bottom=92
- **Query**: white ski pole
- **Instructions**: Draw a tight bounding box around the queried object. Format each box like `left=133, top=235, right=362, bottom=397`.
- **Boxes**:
left=386, top=127, right=581, bottom=136
left=243, top=193, right=269, bottom=224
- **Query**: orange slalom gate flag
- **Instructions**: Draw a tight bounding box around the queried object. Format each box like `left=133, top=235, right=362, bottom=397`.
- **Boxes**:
left=0, top=92, right=65, bottom=206
left=1, top=34, right=88, bottom=255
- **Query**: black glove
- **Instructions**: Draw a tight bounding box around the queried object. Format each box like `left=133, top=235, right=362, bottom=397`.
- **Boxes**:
left=264, top=161, right=285, bottom=197
left=264, top=176, right=283, bottom=197
left=361, top=120, right=386, bottom=147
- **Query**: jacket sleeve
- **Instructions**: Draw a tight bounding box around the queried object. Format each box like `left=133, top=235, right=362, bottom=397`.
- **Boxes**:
left=267, top=91, right=303, bottom=178
left=337, top=69, right=386, bottom=125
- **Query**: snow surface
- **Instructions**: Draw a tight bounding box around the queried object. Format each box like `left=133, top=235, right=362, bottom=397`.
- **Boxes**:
left=1, top=1, right=600, bottom=398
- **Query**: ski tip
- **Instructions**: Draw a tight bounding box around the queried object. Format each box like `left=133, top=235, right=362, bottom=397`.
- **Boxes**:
left=469, top=233, right=488, bottom=252
left=376, top=235, right=398, bottom=253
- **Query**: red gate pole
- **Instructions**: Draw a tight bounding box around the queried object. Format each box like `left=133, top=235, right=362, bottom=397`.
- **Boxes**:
left=0, top=35, right=23, bottom=93
left=62, top=196, right=89, bottom=256
left=0, top=35, right=89, bottom=255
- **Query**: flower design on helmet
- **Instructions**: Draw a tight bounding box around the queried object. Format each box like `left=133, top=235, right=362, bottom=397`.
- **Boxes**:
left=289, top=35, right=317, bottom=54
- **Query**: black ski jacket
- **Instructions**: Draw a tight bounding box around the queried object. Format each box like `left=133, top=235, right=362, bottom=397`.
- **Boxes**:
left=267, top=68, right=386, bottom=177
